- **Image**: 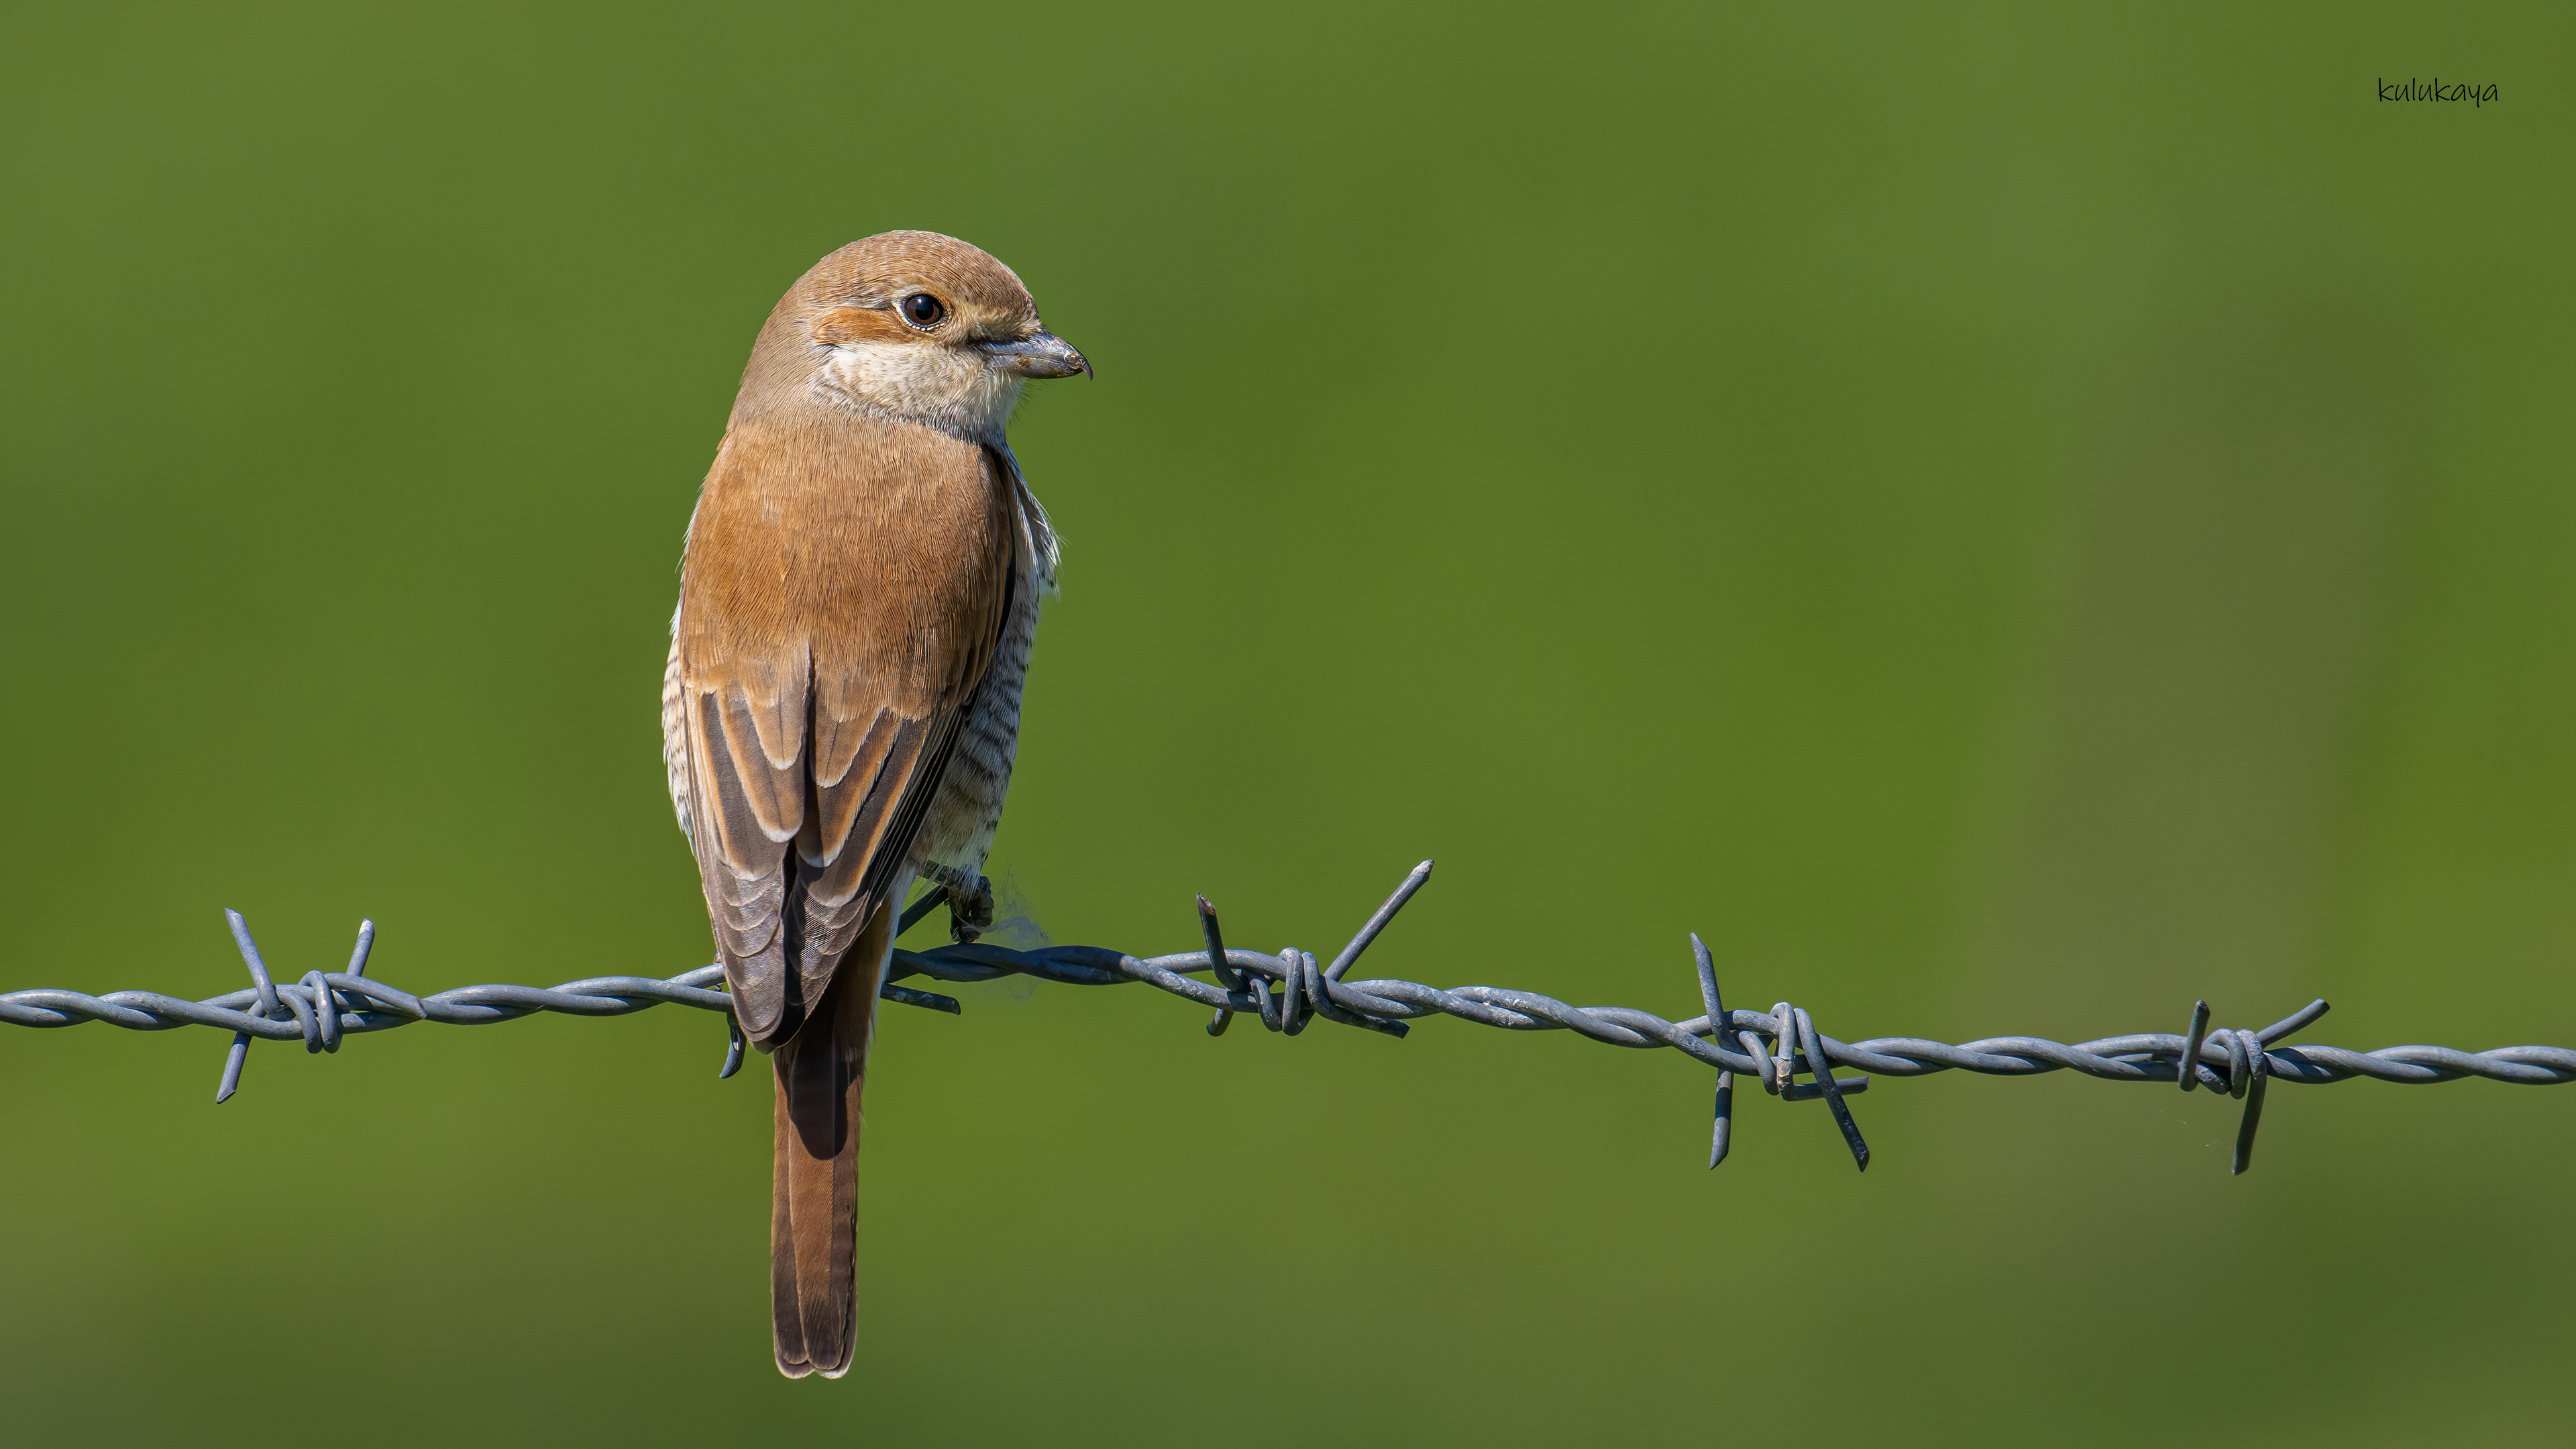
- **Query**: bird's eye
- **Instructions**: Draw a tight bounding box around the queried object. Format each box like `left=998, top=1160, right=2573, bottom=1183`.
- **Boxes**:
left=901, top=293, right=945, bottom=329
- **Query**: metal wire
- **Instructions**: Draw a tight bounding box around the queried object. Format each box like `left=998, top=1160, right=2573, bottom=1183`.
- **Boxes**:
left=5, top=860, right=2571, bottom=1175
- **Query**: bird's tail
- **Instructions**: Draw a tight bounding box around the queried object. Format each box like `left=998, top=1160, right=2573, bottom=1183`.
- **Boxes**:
left=769, top=896, right=891, bottom=1379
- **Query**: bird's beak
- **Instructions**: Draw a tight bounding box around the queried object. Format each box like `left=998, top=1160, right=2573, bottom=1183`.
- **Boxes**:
left=981, top=331, right=1091, bottom=380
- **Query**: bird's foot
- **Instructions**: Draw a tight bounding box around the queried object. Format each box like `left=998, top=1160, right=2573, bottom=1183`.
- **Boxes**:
left=949, top=874, right=996, bottom=944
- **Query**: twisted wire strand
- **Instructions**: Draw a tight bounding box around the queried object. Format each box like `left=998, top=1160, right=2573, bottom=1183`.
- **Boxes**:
left=5, top=861, right=2569, bottom=1173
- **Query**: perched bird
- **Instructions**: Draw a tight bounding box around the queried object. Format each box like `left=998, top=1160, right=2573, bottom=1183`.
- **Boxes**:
left=661, top=232, right=1088, bottom=1378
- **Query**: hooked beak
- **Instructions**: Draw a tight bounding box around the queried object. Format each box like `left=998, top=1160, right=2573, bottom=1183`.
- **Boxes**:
left=981, top=330, right=1091, bottom=380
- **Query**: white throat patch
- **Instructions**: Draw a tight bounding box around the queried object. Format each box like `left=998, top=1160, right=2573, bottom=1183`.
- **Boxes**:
left=816, top=341, right=1026, bottom=445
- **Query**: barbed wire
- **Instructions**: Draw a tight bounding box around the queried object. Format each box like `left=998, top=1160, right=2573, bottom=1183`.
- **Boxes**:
left=5, top=860, right=2570, bottom=1175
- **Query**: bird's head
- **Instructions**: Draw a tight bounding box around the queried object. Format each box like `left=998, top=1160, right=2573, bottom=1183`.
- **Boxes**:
left=738, top=230, right=1089, bottom=443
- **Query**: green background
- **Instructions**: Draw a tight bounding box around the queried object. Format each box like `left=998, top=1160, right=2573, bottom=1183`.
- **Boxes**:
left=3, top=3, right=2568, bottom=1444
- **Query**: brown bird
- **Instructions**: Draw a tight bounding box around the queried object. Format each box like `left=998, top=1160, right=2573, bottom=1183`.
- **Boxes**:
left=661, top=231, right=1087, bottom=1378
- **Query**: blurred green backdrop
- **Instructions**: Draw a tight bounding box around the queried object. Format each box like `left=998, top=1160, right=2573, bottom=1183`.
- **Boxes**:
left=3, top=3, right=2569, bottom=1444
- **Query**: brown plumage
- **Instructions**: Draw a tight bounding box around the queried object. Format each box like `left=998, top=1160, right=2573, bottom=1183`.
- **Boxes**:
left=662, top=231, right=1088, bottom=1378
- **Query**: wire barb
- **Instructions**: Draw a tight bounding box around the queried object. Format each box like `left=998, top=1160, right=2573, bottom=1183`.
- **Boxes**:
left=5, top=870, right=2568, bottom=1178
left=2168, top=998, right=2331, bottom=1173
left=1199, top=895, right=1234, bottom=1037
left=1326, top=861, right=1432, bottom=983
left=1690, top=934, right=1731, bottom=1169
left=2179, top=1001, right=2212, bottom=1093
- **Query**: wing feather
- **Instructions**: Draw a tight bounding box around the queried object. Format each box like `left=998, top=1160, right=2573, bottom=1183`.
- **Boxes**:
left=717, top=684, right=806, bottom=844
left=806, top=710, right=898, bottom=859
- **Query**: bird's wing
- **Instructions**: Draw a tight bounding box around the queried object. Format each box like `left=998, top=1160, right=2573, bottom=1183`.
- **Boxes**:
left=673, top=418, right=1016, bottom=1044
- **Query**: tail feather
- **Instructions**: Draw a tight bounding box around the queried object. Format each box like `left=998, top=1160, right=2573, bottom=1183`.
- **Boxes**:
left=769, top=896, right=890, bottom=1379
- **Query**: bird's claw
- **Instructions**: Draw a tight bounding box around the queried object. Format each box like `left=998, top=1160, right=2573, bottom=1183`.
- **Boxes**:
left=949, top=874, right=996, bottom=944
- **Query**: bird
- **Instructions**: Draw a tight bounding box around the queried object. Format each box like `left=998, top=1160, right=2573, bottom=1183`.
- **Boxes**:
left=661, top=231, right=1088, bottom=1378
